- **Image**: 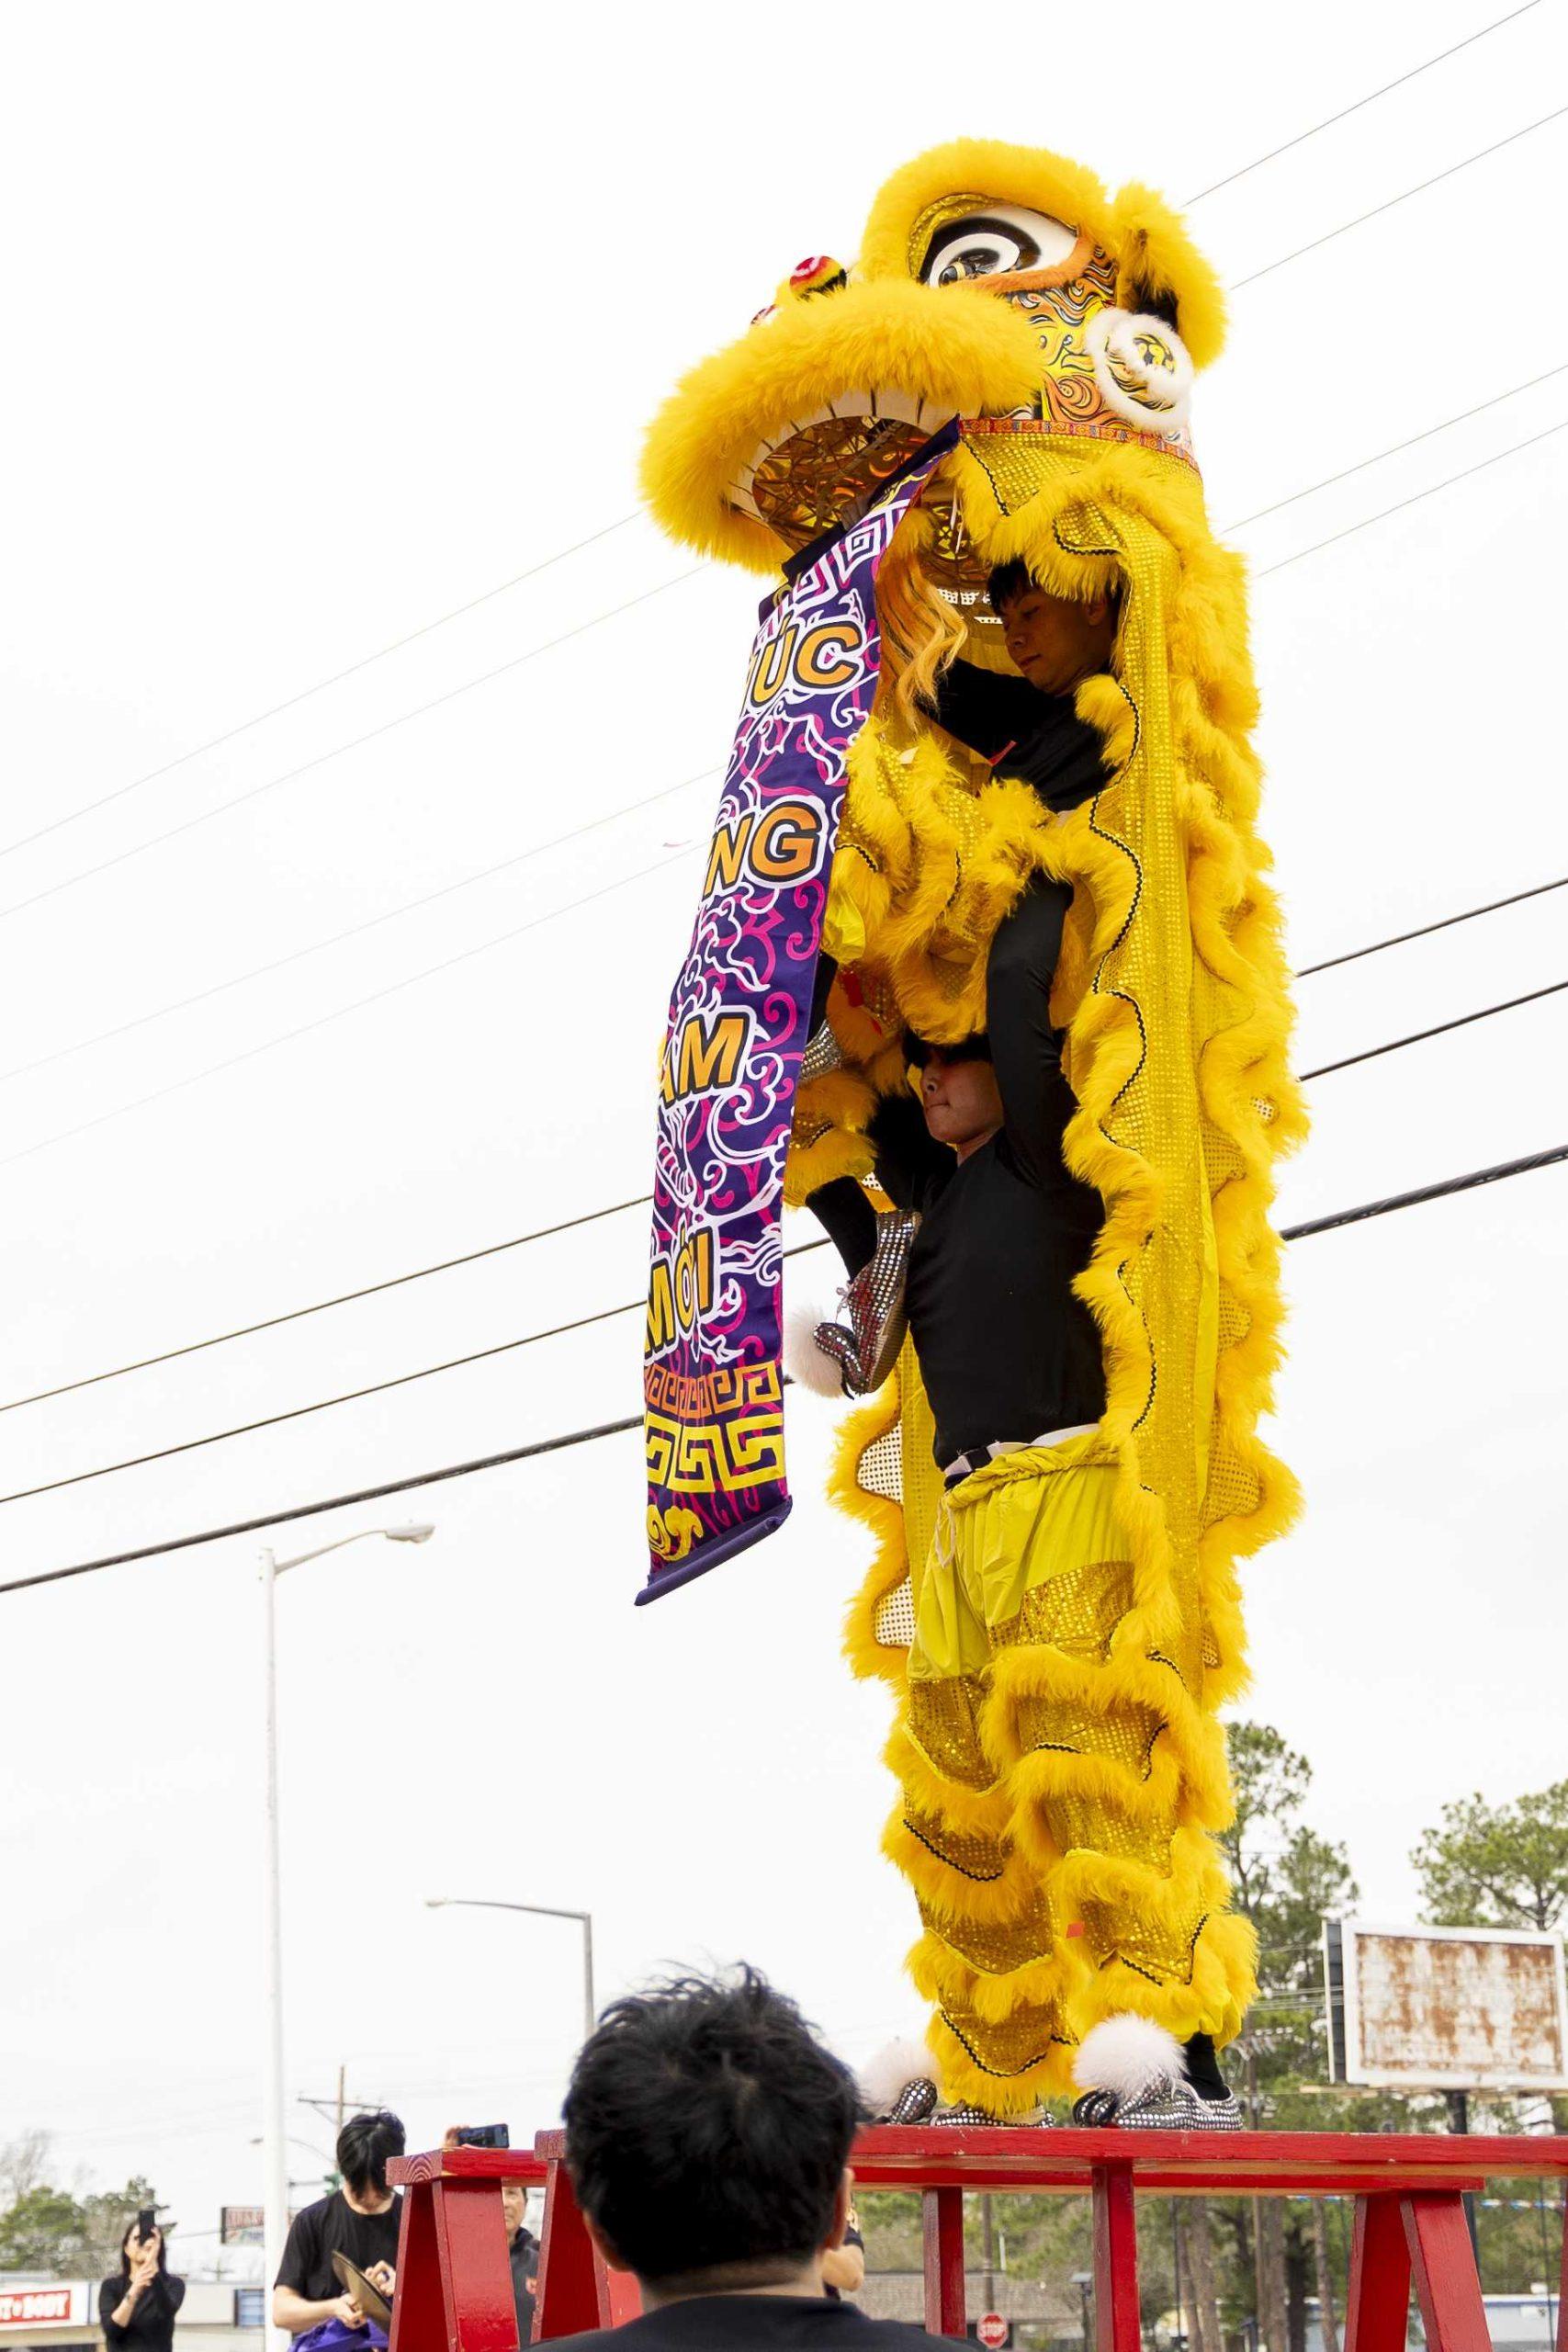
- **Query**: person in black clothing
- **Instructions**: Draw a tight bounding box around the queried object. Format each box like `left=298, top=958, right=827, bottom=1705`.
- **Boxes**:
left=273, top=2110, right=405, bottom=2341
left=101, top=2221, right=185, bottom=2352
left=805, top=561, right=1115, bottom=1441
left=819, top=2199, right=863, bottom=2303
left=560, top=1967, right=962, bottom=2351
left=502, top=2177, right=539, bottom=2344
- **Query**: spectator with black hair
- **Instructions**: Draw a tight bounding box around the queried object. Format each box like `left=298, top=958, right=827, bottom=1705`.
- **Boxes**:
left=101, top=2220, right=185, bottom=2352
left=273, top=2110, right=406, bottom=2344
left=561, top=1966, right=960, bottom=2349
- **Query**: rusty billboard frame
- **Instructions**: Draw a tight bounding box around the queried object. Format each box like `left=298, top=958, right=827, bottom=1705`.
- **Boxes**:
left=1323, top=1917, right=1568, bottom=2091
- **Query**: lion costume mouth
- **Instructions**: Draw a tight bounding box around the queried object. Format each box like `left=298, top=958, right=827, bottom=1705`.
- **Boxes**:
left=733, top=392, right=960, bottom=546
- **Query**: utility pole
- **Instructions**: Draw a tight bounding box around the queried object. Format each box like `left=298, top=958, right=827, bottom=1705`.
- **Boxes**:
left=978, top=2193, right=996, bottom=2312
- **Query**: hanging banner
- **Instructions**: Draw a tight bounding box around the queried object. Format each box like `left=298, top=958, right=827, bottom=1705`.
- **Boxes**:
left=640, top=428, right=954, bottom=1601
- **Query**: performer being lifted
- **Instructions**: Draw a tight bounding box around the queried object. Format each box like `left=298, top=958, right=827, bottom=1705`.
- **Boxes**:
left=804, top=557, right=1113, bottom=1422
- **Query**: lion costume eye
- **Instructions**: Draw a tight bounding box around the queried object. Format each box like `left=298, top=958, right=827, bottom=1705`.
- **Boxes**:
left=920, top=204, right=1078, bottom=287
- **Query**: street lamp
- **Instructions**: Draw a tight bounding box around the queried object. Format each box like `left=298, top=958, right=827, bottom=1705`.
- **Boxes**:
left=424, top=1896, right=597, bottom=2044
left=262, top=1523, right=434, bottom=2352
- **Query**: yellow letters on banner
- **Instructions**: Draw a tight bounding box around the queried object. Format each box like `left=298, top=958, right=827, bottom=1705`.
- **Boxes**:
left=660, top=1009, right=748, bottom=1105
left=646, top=1227, right=716, bottom=1355
left=704, top=799, right=823, bottom=896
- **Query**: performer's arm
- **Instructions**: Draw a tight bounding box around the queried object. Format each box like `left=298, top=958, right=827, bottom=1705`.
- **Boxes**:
left=985, top=876, right=1075, bottom=1183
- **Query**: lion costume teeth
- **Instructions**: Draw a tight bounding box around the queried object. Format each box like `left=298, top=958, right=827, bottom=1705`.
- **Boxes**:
left=642, top=137, right=1303, bottom=2113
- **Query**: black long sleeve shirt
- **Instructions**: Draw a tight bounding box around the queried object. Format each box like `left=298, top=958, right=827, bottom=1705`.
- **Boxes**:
left=931, top=659, right=1108, bottom=809
left=100, top=2272, right=186, bottom=2352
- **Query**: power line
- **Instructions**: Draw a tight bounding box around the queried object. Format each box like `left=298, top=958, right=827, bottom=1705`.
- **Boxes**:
left=0, top=1233, right=822, bottom=1505
left=0, top=1197, right=653, bottom=1416
left=2, top=1139, right=1561, bottom=1599
left=1183, top=2, right=1543, bottom=202
left=8, top=378, right=1517, bottom=1095
left=4, top=393, right=1552, bottom=1106
left=7, top=411, right=1553, bottom=1179
left=6, top=952, right=1566, bottom=1504
left=1283, top=1141, right=1568, bottom=1241
left=1257, top=418, right=1568, bottom=574
left=0, top=514, right=645, bottom=865
left=1298, top=978, right=1565, bottom=1081
left=0, top=564, right=702, bottom=927
left=1230, top=106, right=1568, bottom=288
left=1224, top=364, right=1568, bottom=532
left=0, top=842, right=695, bottom=1175
left=6, top=74, right=1554, bottom=926
left=0, top=766, right=715, bottom=1088
left=1294, top=876, right=1567, bottom=978
left=8, top=872, right=1562, bottom=1414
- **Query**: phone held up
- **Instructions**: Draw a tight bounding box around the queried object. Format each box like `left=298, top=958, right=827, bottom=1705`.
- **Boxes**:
left=136, top=2210, right=157, bottom=2245
left=454, top=2125, right=510, bottom=2149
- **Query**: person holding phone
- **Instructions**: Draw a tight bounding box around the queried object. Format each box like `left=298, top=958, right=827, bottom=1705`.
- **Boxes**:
left=101, top=2219, right=185, bottom=2352
left=273, top=2111, right=405, bottom=2346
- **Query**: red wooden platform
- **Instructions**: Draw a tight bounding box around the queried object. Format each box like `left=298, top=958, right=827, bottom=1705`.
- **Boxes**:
left=389, top=2125, right=1568, bottom=2352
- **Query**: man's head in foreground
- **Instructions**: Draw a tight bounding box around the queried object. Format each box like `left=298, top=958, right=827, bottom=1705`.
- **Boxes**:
left=987, top=559, right=1117, bottom=695
left=563, top=1968, right=861, bottom=2302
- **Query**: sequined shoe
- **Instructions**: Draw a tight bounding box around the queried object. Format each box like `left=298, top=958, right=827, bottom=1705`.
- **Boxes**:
left=884, top=2076, right=940, bottom=2125
left=800, top=1018, right=846, bottom=1080
left=1070, top=2016, right=1242, bottom=2131
left=1071, top=2081, right=1243, bottom=2131
left=813, top=1208, right=919, bottom=1396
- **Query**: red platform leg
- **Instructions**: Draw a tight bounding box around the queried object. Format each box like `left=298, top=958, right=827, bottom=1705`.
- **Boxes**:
left=389, top=2177, right=444, bottom=2352
left=1344, top=2195, right=1412, bottom=2352
left=922, top=2187, right=965, bottom=2337
left=389, top=2177, right=517, bottom=2352
left=535, top=2157, right=607, bottom=2338
left=1091, top=2164, right=1139, bottom=2352
left=1403, top=2195, right=1489, bottom=2352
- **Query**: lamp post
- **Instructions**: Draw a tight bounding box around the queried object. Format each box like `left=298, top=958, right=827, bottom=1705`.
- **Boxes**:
left=262, top=1523, right=434, bottom=2352
left=424, top=1896, right=597, bottom=2044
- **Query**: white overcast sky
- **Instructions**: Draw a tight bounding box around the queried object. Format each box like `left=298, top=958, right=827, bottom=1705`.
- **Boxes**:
left=1, top=0, right=1565, bottom=2267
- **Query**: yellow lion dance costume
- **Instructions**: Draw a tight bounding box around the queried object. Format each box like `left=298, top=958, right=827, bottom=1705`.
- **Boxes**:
left=642, top=140, right=1305, bottom=2114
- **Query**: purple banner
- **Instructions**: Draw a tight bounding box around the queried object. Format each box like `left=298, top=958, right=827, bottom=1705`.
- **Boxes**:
left=640, top=435, right=953, bottom=1602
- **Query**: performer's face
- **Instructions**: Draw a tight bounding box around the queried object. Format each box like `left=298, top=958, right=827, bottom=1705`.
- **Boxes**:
left=920, top=1049, right=1003, bottom=1159
left=998, top=585, right=1115, bottom=695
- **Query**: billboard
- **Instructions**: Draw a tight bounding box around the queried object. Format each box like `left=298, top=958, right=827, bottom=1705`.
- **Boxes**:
left=221, top=2207, right=265, bottom=2245
left=0, top=2285, right=92, bottom=2332
left=1324, top=1918, right=1568, bottom=2091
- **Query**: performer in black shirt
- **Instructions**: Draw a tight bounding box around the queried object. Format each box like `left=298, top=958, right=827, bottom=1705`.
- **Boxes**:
left=100, top=2222, right=185, bottom=2352
left=274, top=2111, right=404, bottom=2343
left=805, top=560, right=1114, bottom=1463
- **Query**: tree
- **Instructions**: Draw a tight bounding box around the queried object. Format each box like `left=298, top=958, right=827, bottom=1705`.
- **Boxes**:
left=1413, top=1781, right=1568, bottom=1931
left=1216, top=1724, right=1362, bottom=2352
left=0, top=2186, right=89, bottom=2275
left=0, top=2167, right=157, bottom=2282
left=0, top=2134, right=52, bottom=2208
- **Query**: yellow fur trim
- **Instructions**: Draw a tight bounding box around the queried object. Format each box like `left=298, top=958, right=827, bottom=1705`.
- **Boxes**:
left=783, top=1125, right=874, bottom=1206
left=858, top=141, right=1225, bottom=370
left=639, top=277, right=1041, bottom=573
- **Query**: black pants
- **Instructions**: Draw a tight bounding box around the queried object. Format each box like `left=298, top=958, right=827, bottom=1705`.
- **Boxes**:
left=806, top=875, right=1073, bottom=1274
